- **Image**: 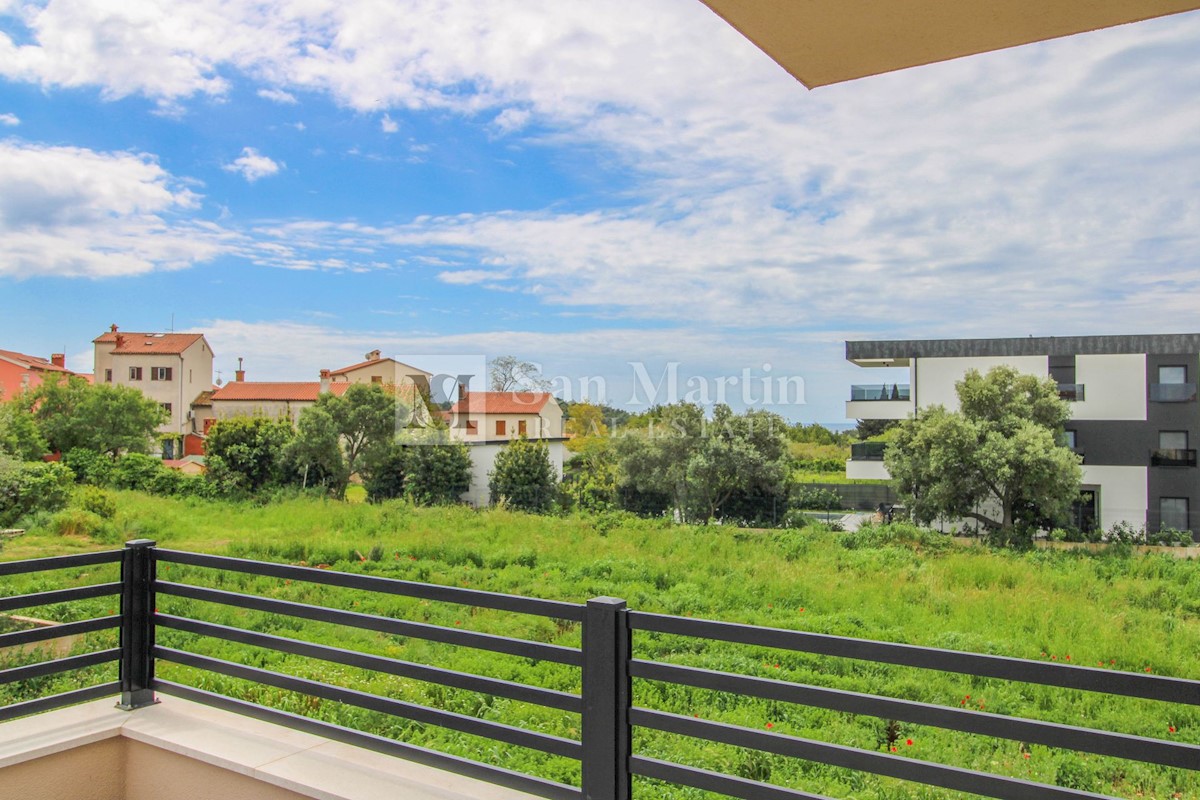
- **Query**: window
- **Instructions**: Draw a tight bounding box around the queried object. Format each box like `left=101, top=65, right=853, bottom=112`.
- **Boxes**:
left=1160, top=431, right=1188, bottom=450
left=1063, top=430, right=1077, bottom=449
left=151, top=366, right=173, bottom=381
left=1159, top=365, right=1187, bottom=384
left=496, top=420, right=506, bottom=436
left=1160, top=497, right=1190, bottom=532
left=104, top=369, right=112, bottom=383
left=161, top=403, right=172, bottom=415
left=128, top=366, right=142, bottom=381
left=371, top=376, right=383, bottom=384
left=518, top=419, right=527, bottom=436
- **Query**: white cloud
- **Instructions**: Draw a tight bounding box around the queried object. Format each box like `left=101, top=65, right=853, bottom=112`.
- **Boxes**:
left=258, top=87, right=297, bottom=104
left=223, top=147, right=283, bottom=182
left=0, top=141, right=229, bottom=277
left=380, top=114, right=399, bottom=134
left=0, top=113, right=18, bottom=126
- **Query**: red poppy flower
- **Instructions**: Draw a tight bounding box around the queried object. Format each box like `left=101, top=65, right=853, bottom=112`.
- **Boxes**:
left=905, top=739, right=913, bottom=746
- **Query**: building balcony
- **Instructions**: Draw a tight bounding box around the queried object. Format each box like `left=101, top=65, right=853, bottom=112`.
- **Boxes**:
left=1150, top=383, right=1197, bottom=403
left=846, top=385, right=913, bottom=421
left=850, top=441, right=888, bottom=461
left=1151, top=448, right=1197, bottom=467
left=1056, top=383, right=1085, bottom=402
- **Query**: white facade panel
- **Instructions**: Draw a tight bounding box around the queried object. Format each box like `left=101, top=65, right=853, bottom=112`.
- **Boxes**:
left=845, top=399, right=913, bottom=420
left=915, top=356, right=1049, bottom=410
left=461, top=441, right=565, bottom=507
left=1082, top=464, right=1147, bottom=531
left=846, top=459, right=890, bottom=481
left=1071, top=354, right=1146, bottom=421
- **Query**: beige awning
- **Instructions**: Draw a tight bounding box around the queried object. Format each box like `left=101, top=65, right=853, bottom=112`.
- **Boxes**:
left=699, top=0, right=1200, bottom=88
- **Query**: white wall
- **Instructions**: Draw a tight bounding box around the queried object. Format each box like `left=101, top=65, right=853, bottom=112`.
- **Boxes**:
left=462, top=441, right=565, bottom=507
left=1072, top=354, right=1146, bottom=421
left=1082, top=464, right=1147, bottom=530
left=845, top=398, right=913, bottom=420
left=846, top=459, right=890, bottom=481
left=915, top=355, right=1049, bottom=409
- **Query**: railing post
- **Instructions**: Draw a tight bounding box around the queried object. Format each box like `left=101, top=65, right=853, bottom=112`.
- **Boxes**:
left=582, top=597, right=631, bottom=800
left=117, top=539, right=157, bottom=710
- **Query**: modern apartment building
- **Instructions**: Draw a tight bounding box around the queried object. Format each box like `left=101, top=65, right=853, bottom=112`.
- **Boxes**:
left=93, top=326, right=215, bottom=455
left=845, top=334, right=1200, bottom=537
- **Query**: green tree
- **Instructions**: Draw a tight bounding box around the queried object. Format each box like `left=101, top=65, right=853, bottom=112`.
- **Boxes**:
left=404, top=435, right=472, bottom=505
left=285, top=407, right=348, bottom=496
left=0, top=401, right=47, bottom=460
left=562, top=435, right=618, bottom=512
left=24, top=376, right=167, bottom=456
left=615, top=403, right=704, bottom=518
left=488, top=355, right=550, bottom=392
left=315, top=384, right=398, bottom=479
left=489, top=437, right=556, bottom=512
left=884, top=366, right=1082, bottom=532
left=205, top=416, right=295, bottom=494
left=0, top=456, right=74, bottom=527
left=565, top=401, right=609, bottom=444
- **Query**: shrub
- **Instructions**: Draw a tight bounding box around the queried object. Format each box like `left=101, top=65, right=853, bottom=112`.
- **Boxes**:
left=0, top=457, right=75, bottom=527
left=47, top=508, right=119, bottom=542
left=489, top=438, right=556, bottom=513
left=364, top=444, right=408, bottom=503
left=76, top=486, right=117, bottom=518
left=61, top=448, right=116, bottom=486
left=841, top=520, right=951, bottom=552
left=404, top=442, right=471, bottom=506
left=791, top=485, right=843, bottom=510
left=111, top=453, right=169, bottom=492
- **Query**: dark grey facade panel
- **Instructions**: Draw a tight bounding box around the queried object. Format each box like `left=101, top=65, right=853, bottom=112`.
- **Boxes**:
left=847, top=334, right=1200, bottom=361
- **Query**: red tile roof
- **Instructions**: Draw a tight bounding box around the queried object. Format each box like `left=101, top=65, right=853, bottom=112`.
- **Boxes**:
left=211, top=382, right=352, bottom=402
left=450, top=391, right=552, bottom=415
left=93, top=331, right=204, bottom=355
left=0, top=349, right=75, bottom=374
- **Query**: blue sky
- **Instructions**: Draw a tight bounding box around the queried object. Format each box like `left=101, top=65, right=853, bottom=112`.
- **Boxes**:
left=2, top=1, right=1199, bottom=423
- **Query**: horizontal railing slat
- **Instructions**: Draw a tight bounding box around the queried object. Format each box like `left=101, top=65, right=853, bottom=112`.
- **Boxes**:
left=631, top=709, right=1122, bottom=800
left=157, top=614, right=582, bottom=713
left=0, top=616, right=119, bottom=647
left=155, top=549, right=584, bottom=621
left=629, top=612, right=1200, bottom=705
left=155, top=581, right=582, bottom=666
left=155, top=647, right=582, bottom=759
left=631, top=660, right=1200, bottom=770
left=631, top=756, right=837, bottom=800
left=153, top=680, right=581, bottom=800
left=0, top=649, right=120, bottom=686
left=0, top=551, right=122, bottom=576
left=0, top=682, right=121, bottom=724
left=0, top=583, right=122, bottom=613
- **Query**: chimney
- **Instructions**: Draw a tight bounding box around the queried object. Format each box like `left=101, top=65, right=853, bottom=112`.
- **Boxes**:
left=115, top=333, right=125, bottom=349
left=319, top=369, right=331, bottom=394
left=458, top=383, right=467, bottom=401
left=366, top=349, right=382, bottom=362
left=50, top=353, right=65, bottom=368
left=110, top=324, right=119, bottom=333
left=235, top=357, right=245, bottom=383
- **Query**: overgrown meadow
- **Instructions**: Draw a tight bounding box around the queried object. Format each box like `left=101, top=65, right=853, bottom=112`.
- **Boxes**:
left=2, top=491, right=1198, bottom=799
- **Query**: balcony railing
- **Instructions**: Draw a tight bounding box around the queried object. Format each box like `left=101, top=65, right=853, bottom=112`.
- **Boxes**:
left=1151, top=383, right=1198, bottom=403
left=1057, top=383, right=1085, bottom=402
left=3, top=541, right=1200, bottom=800
left=850, top=384, right=910, bottom=402
left=850, top=441, right=888, bottom=461
left=1151, top=448, right=1198, bottom=467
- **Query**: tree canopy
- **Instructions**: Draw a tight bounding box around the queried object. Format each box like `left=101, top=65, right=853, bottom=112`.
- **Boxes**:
left=884, top=366, right=1082, bottom=532
left=488, top=356, right=550, bottom=392
left=489, top=437, right=556, bottom=512
left=23, top=376, right=167, bottom=456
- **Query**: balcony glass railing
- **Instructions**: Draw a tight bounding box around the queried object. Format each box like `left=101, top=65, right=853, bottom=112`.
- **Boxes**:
left=850, top=384, right=910, bottom=402
left=1150, top=383, right=1197, bottom=403
left=1150, top=448, right=1197, bottom=467
left=850, top=441, right=888, bottom=461
left=1056, top=383, right=1085, bottom=402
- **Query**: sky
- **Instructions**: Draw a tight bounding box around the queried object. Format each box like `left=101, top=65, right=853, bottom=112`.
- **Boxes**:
left=1, top=1, right=1199, bottom=423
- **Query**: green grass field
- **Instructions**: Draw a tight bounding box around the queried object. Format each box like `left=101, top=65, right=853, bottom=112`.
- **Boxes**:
left=2, top=491, right=1198, bottom=800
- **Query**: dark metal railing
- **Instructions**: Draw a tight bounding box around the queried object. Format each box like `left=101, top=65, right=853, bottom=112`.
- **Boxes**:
left=849, top=441, right=887, bottom=461
left=2, top=541, right=1199, bottom=800
left=1150, top=383, right=1198, bottom=403
left=1151, top=448, right=1198, bottom=467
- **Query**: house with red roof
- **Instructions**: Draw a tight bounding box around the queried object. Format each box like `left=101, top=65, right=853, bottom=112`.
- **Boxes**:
left=0, top=349, right=85, bottom=401
left=328, top=350, right=432, bottom=390
left=447, top=390, right=567, bottom=505
left=93, top=325, right=214, bottom=457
